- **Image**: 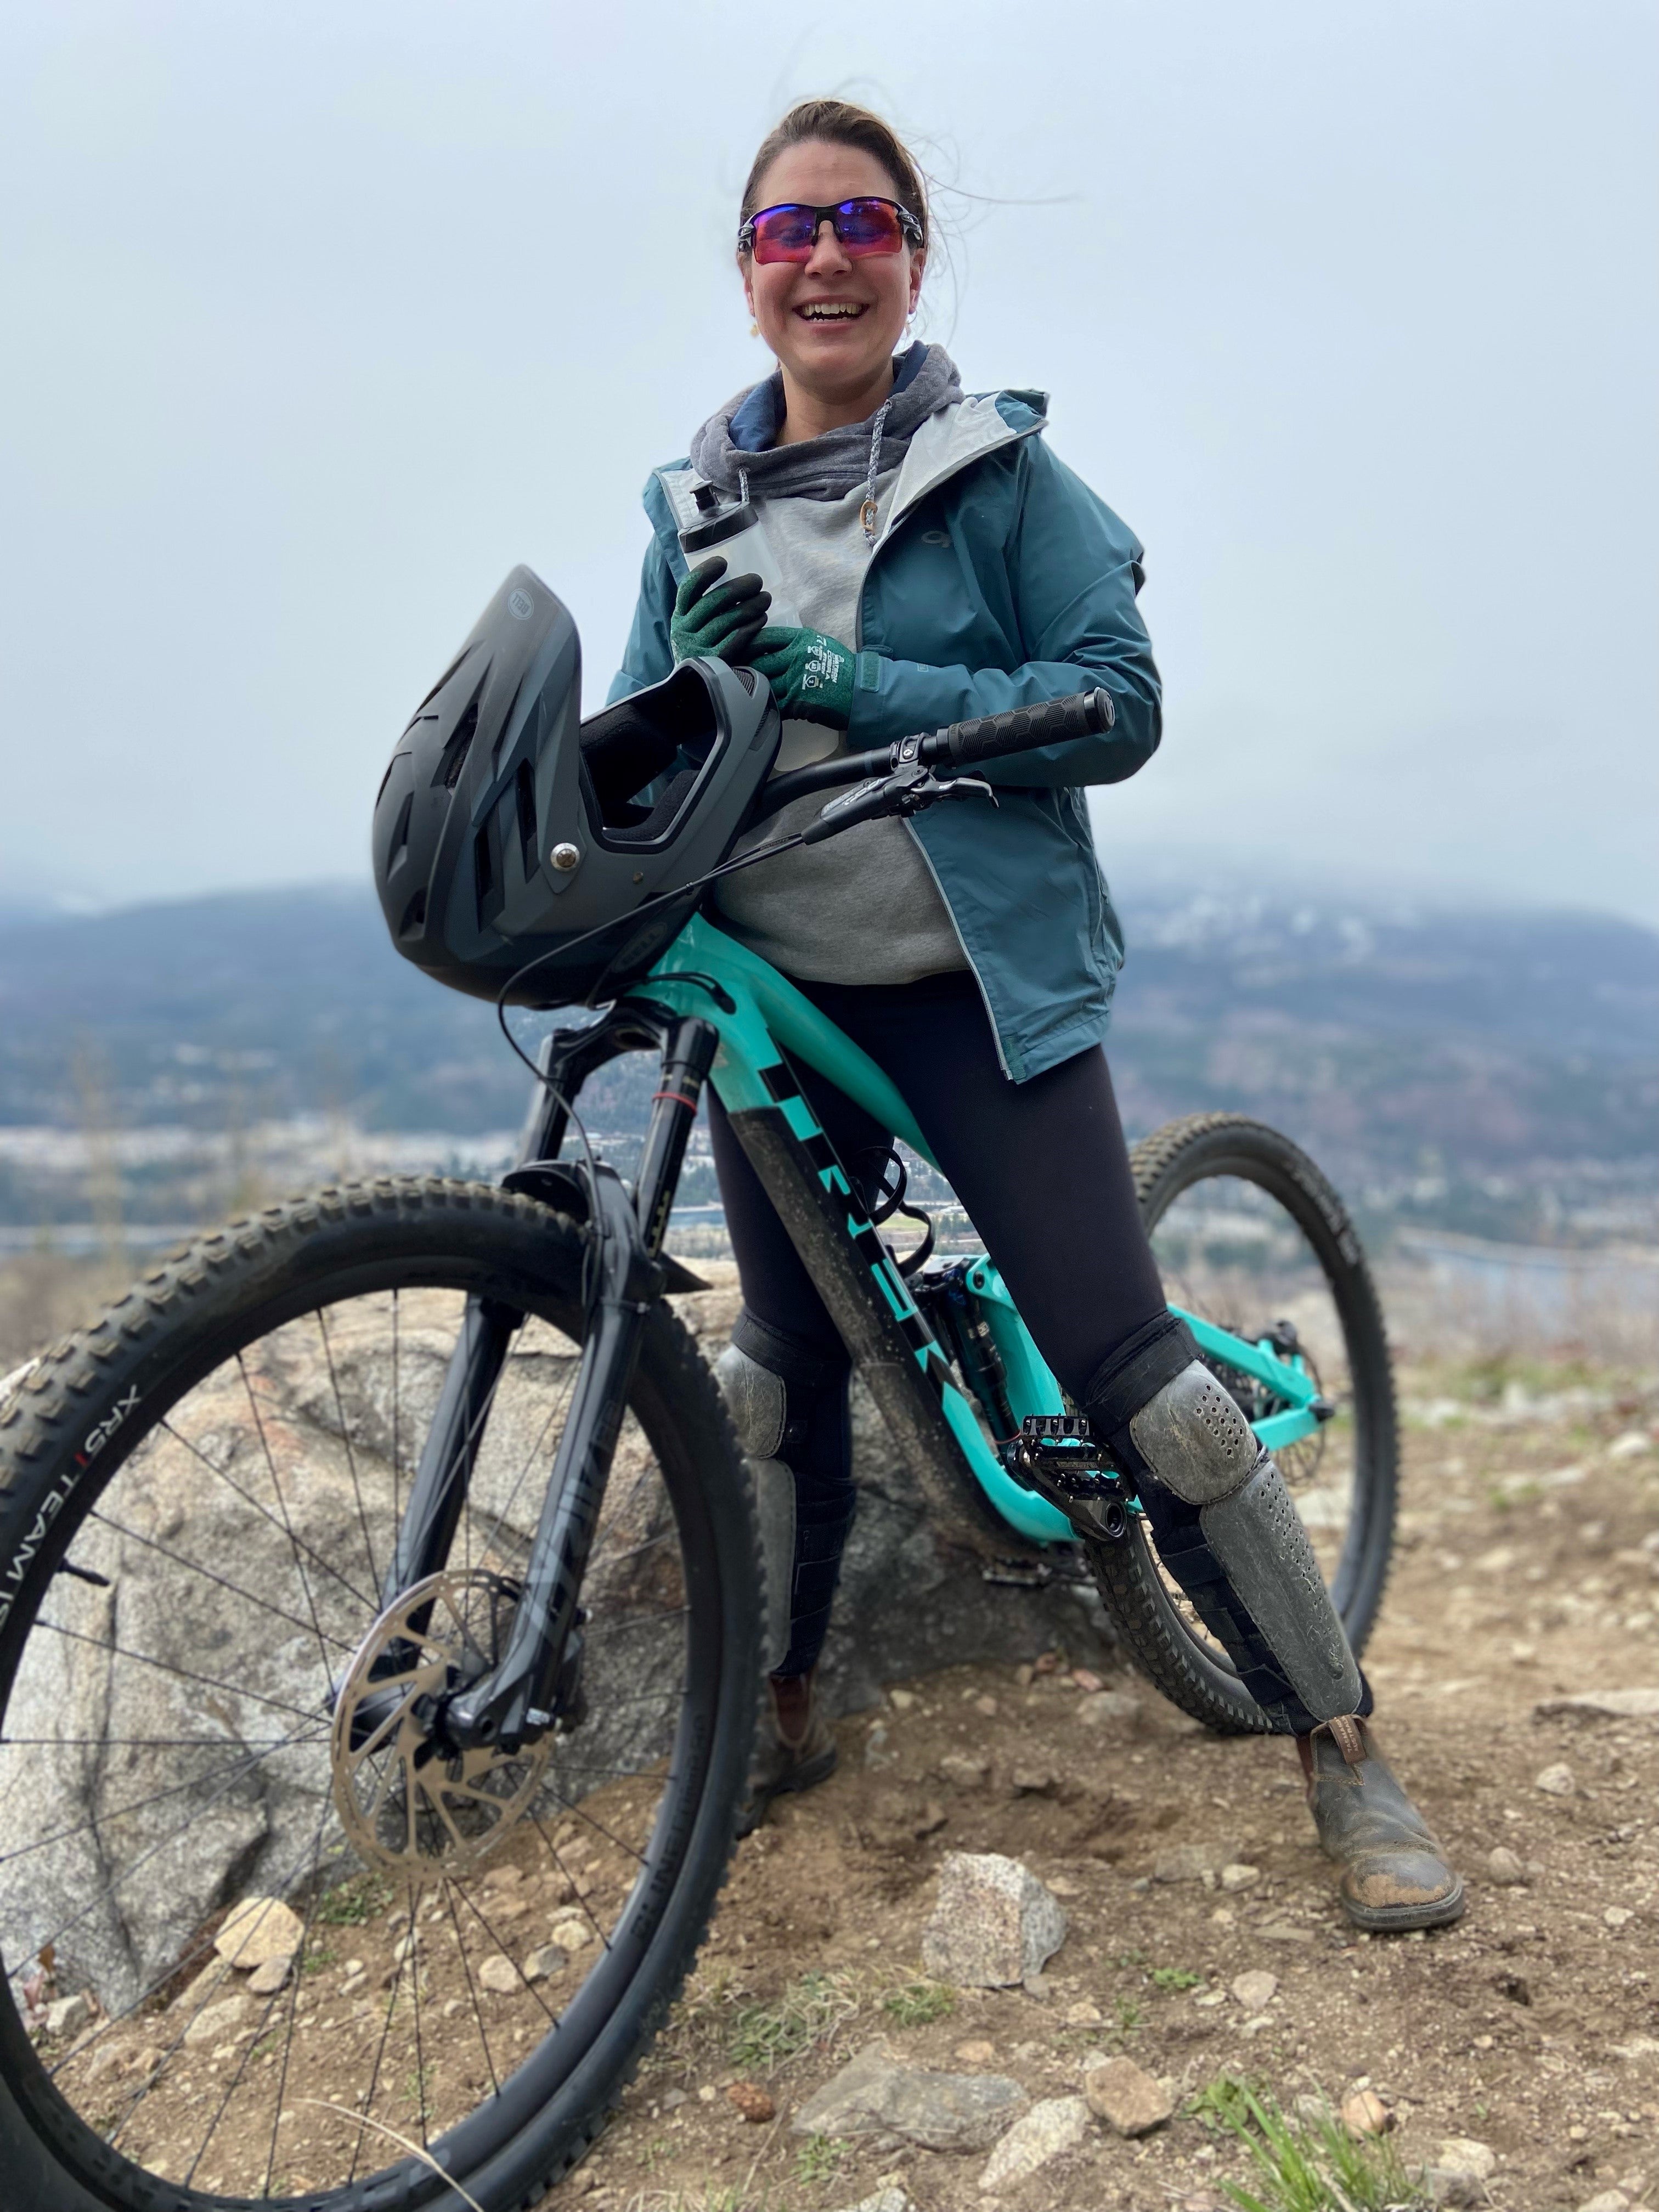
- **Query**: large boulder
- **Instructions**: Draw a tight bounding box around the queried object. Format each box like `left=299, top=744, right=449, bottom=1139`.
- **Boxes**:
left=1, top=1261, right=1110, bottom=2018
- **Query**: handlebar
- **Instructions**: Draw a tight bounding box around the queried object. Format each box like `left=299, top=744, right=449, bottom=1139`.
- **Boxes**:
left=755, top=686, right=1115, bottom=824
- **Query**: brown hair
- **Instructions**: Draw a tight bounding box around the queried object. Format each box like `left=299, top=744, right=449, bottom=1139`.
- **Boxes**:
left=740, top=99, right=929, bottom=250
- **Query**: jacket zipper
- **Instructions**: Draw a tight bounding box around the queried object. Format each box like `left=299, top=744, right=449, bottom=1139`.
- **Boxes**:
left=851, top=407, right=1043, bottom=1083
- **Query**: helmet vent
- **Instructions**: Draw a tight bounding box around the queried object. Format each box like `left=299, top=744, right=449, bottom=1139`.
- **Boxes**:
left=433, top=699, right=480, bottom=790
left=387, top=790, right=414, bottom=867
left=398, top=887, right=427, bottom=938
left=474, top=823, right=496, bottom=911
left=514, top=761, right=538, bottom=876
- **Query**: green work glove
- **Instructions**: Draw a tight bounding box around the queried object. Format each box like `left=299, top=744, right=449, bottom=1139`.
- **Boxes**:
left=669, top=556, right=770, bottom=665
left=748, top=625, right=856, bottom=729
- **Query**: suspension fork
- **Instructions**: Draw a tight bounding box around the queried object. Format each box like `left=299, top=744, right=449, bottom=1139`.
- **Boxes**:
left=379, top=1039, right=569, bottom=1607
left=431, top=1011, right=718, bottom=1754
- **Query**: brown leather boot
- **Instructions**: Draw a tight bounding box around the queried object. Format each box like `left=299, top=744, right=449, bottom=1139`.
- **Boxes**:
left=1300, top=1716, right=1465, bottom=1932
left=735, top=1667, right=838, bottom=1837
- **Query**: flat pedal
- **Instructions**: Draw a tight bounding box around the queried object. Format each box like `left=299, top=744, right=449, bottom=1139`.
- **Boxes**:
left=1007, top=1417, right=1135, bottom=1543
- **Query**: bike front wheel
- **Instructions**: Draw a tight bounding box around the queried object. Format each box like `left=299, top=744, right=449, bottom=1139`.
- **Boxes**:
left=0, top=1177, right=761, bottom=2211
left=1086, top=1115, right=1398, bottom=1735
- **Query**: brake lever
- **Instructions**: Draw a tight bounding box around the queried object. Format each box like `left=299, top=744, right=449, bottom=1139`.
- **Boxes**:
left=800, top=763, right=997, bottom=847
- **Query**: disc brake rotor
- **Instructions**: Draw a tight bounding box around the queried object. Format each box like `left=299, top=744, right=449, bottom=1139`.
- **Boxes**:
left=330, top=1568, right=549, bottom=1881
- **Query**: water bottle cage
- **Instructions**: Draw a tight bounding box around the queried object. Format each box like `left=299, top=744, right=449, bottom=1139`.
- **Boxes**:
left=1007, top=1415, right=1139, bottom=1544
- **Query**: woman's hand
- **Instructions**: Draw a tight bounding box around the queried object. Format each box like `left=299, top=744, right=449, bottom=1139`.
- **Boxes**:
left=747, top=625, right=855, bottom=729
left=670, top=557, right=771, bottom=665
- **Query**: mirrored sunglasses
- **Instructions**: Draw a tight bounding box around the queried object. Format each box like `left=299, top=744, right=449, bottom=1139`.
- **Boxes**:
left=738, top=197, right=923, bottom=266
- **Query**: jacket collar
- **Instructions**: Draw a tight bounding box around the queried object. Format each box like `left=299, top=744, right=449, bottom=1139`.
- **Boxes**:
left=648, top=388, right=1048, bottom=572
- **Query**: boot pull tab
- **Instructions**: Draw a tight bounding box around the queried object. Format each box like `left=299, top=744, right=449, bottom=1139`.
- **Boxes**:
left=1328, top=1714, right=1367, bottom=1766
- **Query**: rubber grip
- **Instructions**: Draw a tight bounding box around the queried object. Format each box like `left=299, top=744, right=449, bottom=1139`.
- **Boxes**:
left=944, top=687, right=1114, bottom=767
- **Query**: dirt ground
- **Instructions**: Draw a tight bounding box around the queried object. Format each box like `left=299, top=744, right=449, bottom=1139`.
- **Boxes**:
left=10, top=1252, right=1659, bottom=2209
left=558, top=1351, right=1659, bottom=2211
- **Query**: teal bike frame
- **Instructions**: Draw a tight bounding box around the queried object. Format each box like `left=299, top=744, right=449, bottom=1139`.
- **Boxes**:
left=635, top=914, right=1322, bottom=1552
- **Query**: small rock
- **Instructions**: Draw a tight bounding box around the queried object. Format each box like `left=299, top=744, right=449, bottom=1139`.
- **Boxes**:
left=864, top=1723, right=895, bottom=1769
left=1230, top=1970, right=1278, bottom=2011
left=549, top=1916, right=591, bottom=1950
left=1077, top=1690, right=1142, bottom=1728
left=1535, top=1690, right=1659, bottom=1722
left=215, top=1897, right=304, bottom=1970
left=1071, top=1668, right=1104, bottom=1692
left=836, top=2193, right=912, bottom=2212
left=889, top=1689, right=916, bottom=1711
left=183, top=1993, right=252, bottom=2048
left=1604, top=1906, right=1633, bottom=1928
left=1084, top=2053, right=1173, bottom=2136
left=43, top=1993, right=96, bottom=2040
left=1534, top=1763, right=1575, bottom=1797
left=1426, top=2137, right=1497, bottom=2207
left=1009, top=1764, right=1058, bottom=1796
left=1254, top=1922, right=1316, bottom=1944
left=1220, top=1863, right=1261, bottom=1892
left=1193, top=1988, right=1226, bottom=2008
left=1578, top=2193, right=1630, bottom=2212
left=726, top=2080, right=775, bottom=2123
left=955, top=2039, right=997, bottom=2066
left=171, top=1958, right=230, bottom=2015
left=1608, top=1432, right=1655, bottom=1459
left=977, top=2095, right=1090, bottom=2191
left=1153, top=1845, right=1212, bottom=1884
left=481, top=1864, right=524, bottom=1888
left=478, top=1955, right=520, bottom=1995
left=1340, top=2087, right=1391, bottom=2136
left=939, top=1753, right=990, bottom=1788
left=524, top=1944, right=568, bottom=1982
left=921, top=1853, right=1066, bottom=1988
left=1486, top=1847, right=1527, bottom=1886
left=792, top=2040, right=1027, bottom=2151
left=1063, top=1999, right=1103, bottom=2027
left=246, top=1955, right=291, bottom=1997
left=974, top=1695, right=998, bottom=1717
left=338, top=1972, right=368, bottom=2000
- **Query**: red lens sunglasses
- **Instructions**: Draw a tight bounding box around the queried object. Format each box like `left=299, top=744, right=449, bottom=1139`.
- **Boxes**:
left=738, top=197, right=923, bottom=266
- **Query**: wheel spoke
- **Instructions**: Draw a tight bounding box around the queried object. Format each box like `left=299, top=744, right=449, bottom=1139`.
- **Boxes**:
left=441, top=1877, right=502, bottom=2100
left=32, top=1615, right=325, bottom=1725
left=316, top=1304, right=383, bottom=1593
left=32, top=1717, right=327, bottom=1975
left=156, top=1415, right=376, bottom=1612
left=86, top=1505, right=357, bottom=1656
left=237, top=1352, right=337, bottom=1686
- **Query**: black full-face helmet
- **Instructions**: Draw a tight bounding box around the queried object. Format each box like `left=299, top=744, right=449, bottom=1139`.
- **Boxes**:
left=374, top=566, right=780, bottom=1006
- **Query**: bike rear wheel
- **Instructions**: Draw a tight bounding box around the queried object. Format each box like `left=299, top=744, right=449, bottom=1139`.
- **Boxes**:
left=0, top=1178, right=760, bottom=2211
left=1086, top=1115, right=1398, bottom=1735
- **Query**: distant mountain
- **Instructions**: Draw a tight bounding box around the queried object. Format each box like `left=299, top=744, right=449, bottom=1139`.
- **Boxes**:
left=1, top=879, right=1654, bottom=1244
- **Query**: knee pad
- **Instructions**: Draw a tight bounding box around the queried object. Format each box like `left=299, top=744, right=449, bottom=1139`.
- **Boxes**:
left=716, top=1319, right=852, bottom=1675
left=716, top=1340, right=791, bottom=1462
left=1128, top=1360, right=1259, bottom=1506
left=1103, top=1357, right=1363, bottom=1725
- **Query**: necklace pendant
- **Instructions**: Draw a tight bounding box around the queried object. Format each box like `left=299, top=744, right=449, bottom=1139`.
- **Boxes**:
left=859, top=495, right=879, bottom=544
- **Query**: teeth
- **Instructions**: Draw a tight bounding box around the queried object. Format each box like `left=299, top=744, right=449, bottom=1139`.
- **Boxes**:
left=800, top=303, right=863, bottom=320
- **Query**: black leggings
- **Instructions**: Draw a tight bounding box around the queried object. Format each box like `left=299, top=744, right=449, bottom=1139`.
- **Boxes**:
left=708, top=970, right=1169, bottom=1677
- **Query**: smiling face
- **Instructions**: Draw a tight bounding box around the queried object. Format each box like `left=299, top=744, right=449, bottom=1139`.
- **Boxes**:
left=740, top=140, right=925, bottom=431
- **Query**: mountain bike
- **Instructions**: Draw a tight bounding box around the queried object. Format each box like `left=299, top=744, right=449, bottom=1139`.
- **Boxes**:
left=0, top=693, right=1396, bottom=2210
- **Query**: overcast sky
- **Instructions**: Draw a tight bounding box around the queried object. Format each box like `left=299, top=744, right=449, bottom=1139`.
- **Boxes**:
left=3, top=1, right=1655, bottom=926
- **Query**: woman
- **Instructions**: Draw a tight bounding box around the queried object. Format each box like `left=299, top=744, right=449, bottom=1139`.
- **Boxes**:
left=611, top=99, right=1462, bottom=1932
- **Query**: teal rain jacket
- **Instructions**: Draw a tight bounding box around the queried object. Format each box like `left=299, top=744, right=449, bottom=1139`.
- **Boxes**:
left=609, top=390, right=1161, bottom=1081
